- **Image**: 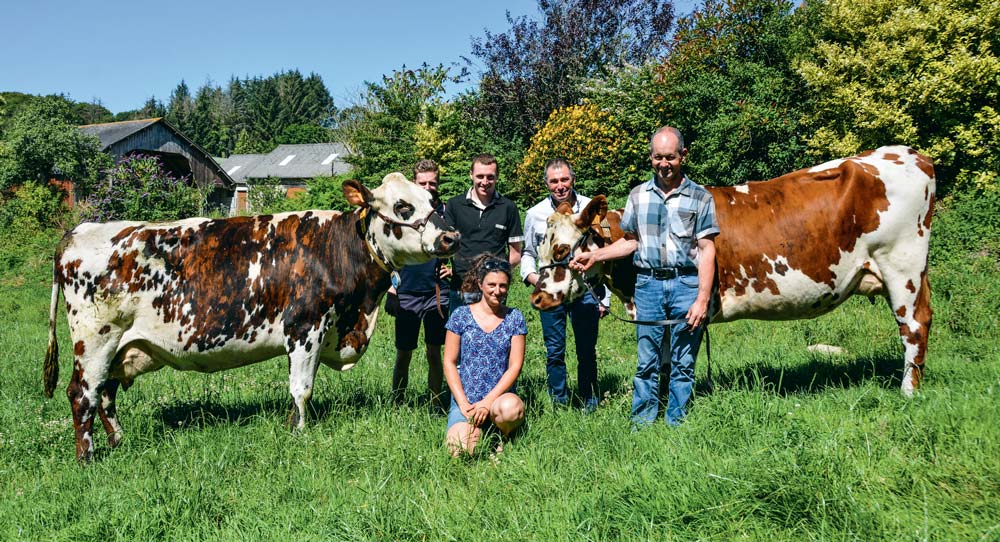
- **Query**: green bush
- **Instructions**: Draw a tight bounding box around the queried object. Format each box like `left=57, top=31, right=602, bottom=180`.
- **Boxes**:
left=797, top=0, right=1000, bottom=194
left=0, top=182, right=65, bottom=275
left=0, top=96, right=111, bottom=192
left=80, top=154, right=206, bottom=222
left=296, top=174, right=355, bottom=212
left=930, top=189, right=1000, bottom=265
left=928, top=189, right=1000, bottom=349
left=246, top=177, right=289, bottom=214
left=242, top=174, right=378, bottom=216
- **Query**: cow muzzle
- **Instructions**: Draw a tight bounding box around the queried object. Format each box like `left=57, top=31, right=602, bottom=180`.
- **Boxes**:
left=434, top=231, right=460, bottom=256
left=530, top=289, right=564, bottom=311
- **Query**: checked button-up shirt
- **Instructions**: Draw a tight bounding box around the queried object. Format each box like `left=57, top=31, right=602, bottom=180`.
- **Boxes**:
left=621, top=175, right=719, bottom=270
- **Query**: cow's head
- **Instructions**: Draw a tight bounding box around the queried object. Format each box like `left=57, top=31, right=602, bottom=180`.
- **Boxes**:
left=344, top=173, right=460, bottom=269
left=530, top=196, right=608, bottom=310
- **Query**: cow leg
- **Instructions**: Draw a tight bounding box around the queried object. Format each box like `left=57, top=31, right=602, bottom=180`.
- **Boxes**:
left=66, top=328, right=123, bottom=461
left=881, top=265, right=932, bottom=395
left=287, top=345, right=322, bottom=429
left=96, top=379, right=123, bottom=448
left=67, top=360, right=99, bottom=462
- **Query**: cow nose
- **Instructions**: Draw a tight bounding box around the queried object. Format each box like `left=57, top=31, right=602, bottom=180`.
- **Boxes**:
left=435, top=231, right=460, bottom=255
left=530, top=290, right=555, bottom=310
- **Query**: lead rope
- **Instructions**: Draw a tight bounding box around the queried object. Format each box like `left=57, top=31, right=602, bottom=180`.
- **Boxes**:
left=435, top=278, right=445, bottom=319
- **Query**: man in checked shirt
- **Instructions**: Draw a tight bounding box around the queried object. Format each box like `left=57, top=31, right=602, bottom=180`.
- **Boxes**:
left=572, top=127, right=719, bottom=427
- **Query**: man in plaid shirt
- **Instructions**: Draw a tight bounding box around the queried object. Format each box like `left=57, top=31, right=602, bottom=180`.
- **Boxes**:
left=572, top=126, right=719, bottom=426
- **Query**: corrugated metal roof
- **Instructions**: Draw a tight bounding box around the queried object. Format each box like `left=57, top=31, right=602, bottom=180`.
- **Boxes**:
left=216, top=154, right=266, bottom=183
left=79, top=118, right=161, bottom=150
left=244, top=143, right=352, bottom=180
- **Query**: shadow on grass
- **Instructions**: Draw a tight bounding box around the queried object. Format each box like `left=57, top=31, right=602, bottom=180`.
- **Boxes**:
left=150, top=351, right=906, bottom=430
left=696, top=352, right=904, bottom=396
left=153, top=386, right=387, bottom=430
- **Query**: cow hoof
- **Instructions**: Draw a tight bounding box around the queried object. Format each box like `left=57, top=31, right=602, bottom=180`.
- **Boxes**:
left=107, top=431, right=123, bottom=449
left=286, top=409, right=301, bottom=429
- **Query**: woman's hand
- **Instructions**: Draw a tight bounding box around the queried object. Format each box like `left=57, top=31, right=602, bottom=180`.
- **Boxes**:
left=468, top=400, right=492, bottom=427
left=458, top=400, right=475, bottom=420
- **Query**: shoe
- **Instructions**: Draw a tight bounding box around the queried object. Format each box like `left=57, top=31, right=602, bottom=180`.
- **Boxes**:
left=582, top=399, right=598, bottom=414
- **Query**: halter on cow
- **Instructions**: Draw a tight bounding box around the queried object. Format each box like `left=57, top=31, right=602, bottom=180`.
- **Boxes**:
left=531, top=146, right=935, bottom=395
left=43, top=173, right=460, bottom=461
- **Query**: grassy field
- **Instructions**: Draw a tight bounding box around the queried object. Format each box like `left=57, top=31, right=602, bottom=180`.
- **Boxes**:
left=1, top=241, right=998, bottom=541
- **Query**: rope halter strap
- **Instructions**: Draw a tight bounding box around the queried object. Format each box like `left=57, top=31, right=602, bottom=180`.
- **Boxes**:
left=358, top=206, right=440, bottom=272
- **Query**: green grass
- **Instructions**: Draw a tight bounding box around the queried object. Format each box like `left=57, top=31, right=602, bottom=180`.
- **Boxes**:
left=1, top=248, right=998, bottom=541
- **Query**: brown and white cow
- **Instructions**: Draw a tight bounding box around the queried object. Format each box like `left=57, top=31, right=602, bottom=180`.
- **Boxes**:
left=530, top=146, right=935, bottom=395
left=44, top=173, right=459, bottom=460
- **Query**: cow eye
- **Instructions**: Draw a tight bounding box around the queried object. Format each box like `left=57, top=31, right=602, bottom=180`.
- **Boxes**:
left=393, top=201, right=415, bottom=220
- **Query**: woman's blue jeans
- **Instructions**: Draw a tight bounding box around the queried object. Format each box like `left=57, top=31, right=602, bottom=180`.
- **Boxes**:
left=632, top=272, right=704, bottom=426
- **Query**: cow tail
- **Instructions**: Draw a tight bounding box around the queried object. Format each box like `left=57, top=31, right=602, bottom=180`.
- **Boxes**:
left=43, top=256, right=60, bottom=399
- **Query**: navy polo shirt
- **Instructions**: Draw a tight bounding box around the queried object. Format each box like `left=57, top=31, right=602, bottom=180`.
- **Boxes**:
left=445, top=190, right=523, bottom=287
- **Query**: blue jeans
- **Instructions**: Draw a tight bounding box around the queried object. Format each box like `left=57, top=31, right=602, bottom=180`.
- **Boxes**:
left=539, top=292, right=600, bottom=409
left=632, top=273, right=704, bottom=426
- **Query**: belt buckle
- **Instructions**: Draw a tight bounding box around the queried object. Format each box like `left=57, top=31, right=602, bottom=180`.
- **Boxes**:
left=653, top=268, right=673, bottom=280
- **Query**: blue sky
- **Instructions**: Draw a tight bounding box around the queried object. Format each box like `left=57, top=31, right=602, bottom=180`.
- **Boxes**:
left=3, top=0, right=697, bottom=114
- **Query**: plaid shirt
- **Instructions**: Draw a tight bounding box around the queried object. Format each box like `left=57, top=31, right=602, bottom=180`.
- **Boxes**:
left=621, top=175, right=719, bottom=270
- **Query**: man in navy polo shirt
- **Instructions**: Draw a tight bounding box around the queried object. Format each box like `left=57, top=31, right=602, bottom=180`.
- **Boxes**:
left=445, top=154, right=523, bottom=310
left=385, top=160, right=451, bottom=409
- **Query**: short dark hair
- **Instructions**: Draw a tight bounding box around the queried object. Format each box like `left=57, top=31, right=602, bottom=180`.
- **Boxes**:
left=470, top=153, right=498, bottom=173
left=413, top=159, right=439, bottom=178
left=544, top=157, right=575, bottom=181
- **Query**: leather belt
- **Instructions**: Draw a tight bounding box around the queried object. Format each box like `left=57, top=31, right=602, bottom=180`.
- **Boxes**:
left=635, top=266, right=697, bottom=279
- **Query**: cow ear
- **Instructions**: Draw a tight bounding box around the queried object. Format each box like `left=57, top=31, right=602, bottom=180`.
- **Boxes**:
left=575, top=195, right=608, bottom=229
left=342, top=179, right=373, bottom=207
left=555, top=202, right=574, bottom=215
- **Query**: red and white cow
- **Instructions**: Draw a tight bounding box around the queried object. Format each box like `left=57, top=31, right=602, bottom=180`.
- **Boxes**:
left=531, top=146, right=935, bottom=395
left=44, top=173, right=459, bottom=460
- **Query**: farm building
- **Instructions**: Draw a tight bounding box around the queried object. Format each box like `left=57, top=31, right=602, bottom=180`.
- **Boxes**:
left=77, top=118, right=236, bottom=212
left=217, top=143, right=352, bottom=214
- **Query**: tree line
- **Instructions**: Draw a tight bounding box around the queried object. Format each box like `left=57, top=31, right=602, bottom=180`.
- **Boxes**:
left=339, top=0, right=998, bottom=204
left=2, top=0, right=996, bottom=206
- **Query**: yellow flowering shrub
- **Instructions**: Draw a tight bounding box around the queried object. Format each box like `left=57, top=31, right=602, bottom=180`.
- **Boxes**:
left=514, top=104, right=645, bottom=204
left=797, top=0, right=1000, bottom=193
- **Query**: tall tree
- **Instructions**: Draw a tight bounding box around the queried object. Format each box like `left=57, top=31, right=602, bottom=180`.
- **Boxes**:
left=586, top=0, right=815, bottom=187
left=664, top=0, right=814, bottom=185
left=303, top=73, right=336, bottom=125
left=337, top=64, right=459, bottom=181
left=139, top=97, right=167, bottom=119
left=0, top=96, right=111, bottom=192
left=72, top=100, right=113, bottom=125
left=468, top=0, right=674, bottom=146
left=189, top=84, right=220, bottom=154
left=166, top=81, right=194, bottom=134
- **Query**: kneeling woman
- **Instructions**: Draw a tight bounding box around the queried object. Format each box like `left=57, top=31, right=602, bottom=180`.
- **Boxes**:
left=443, top=254, right=527, bottom=456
